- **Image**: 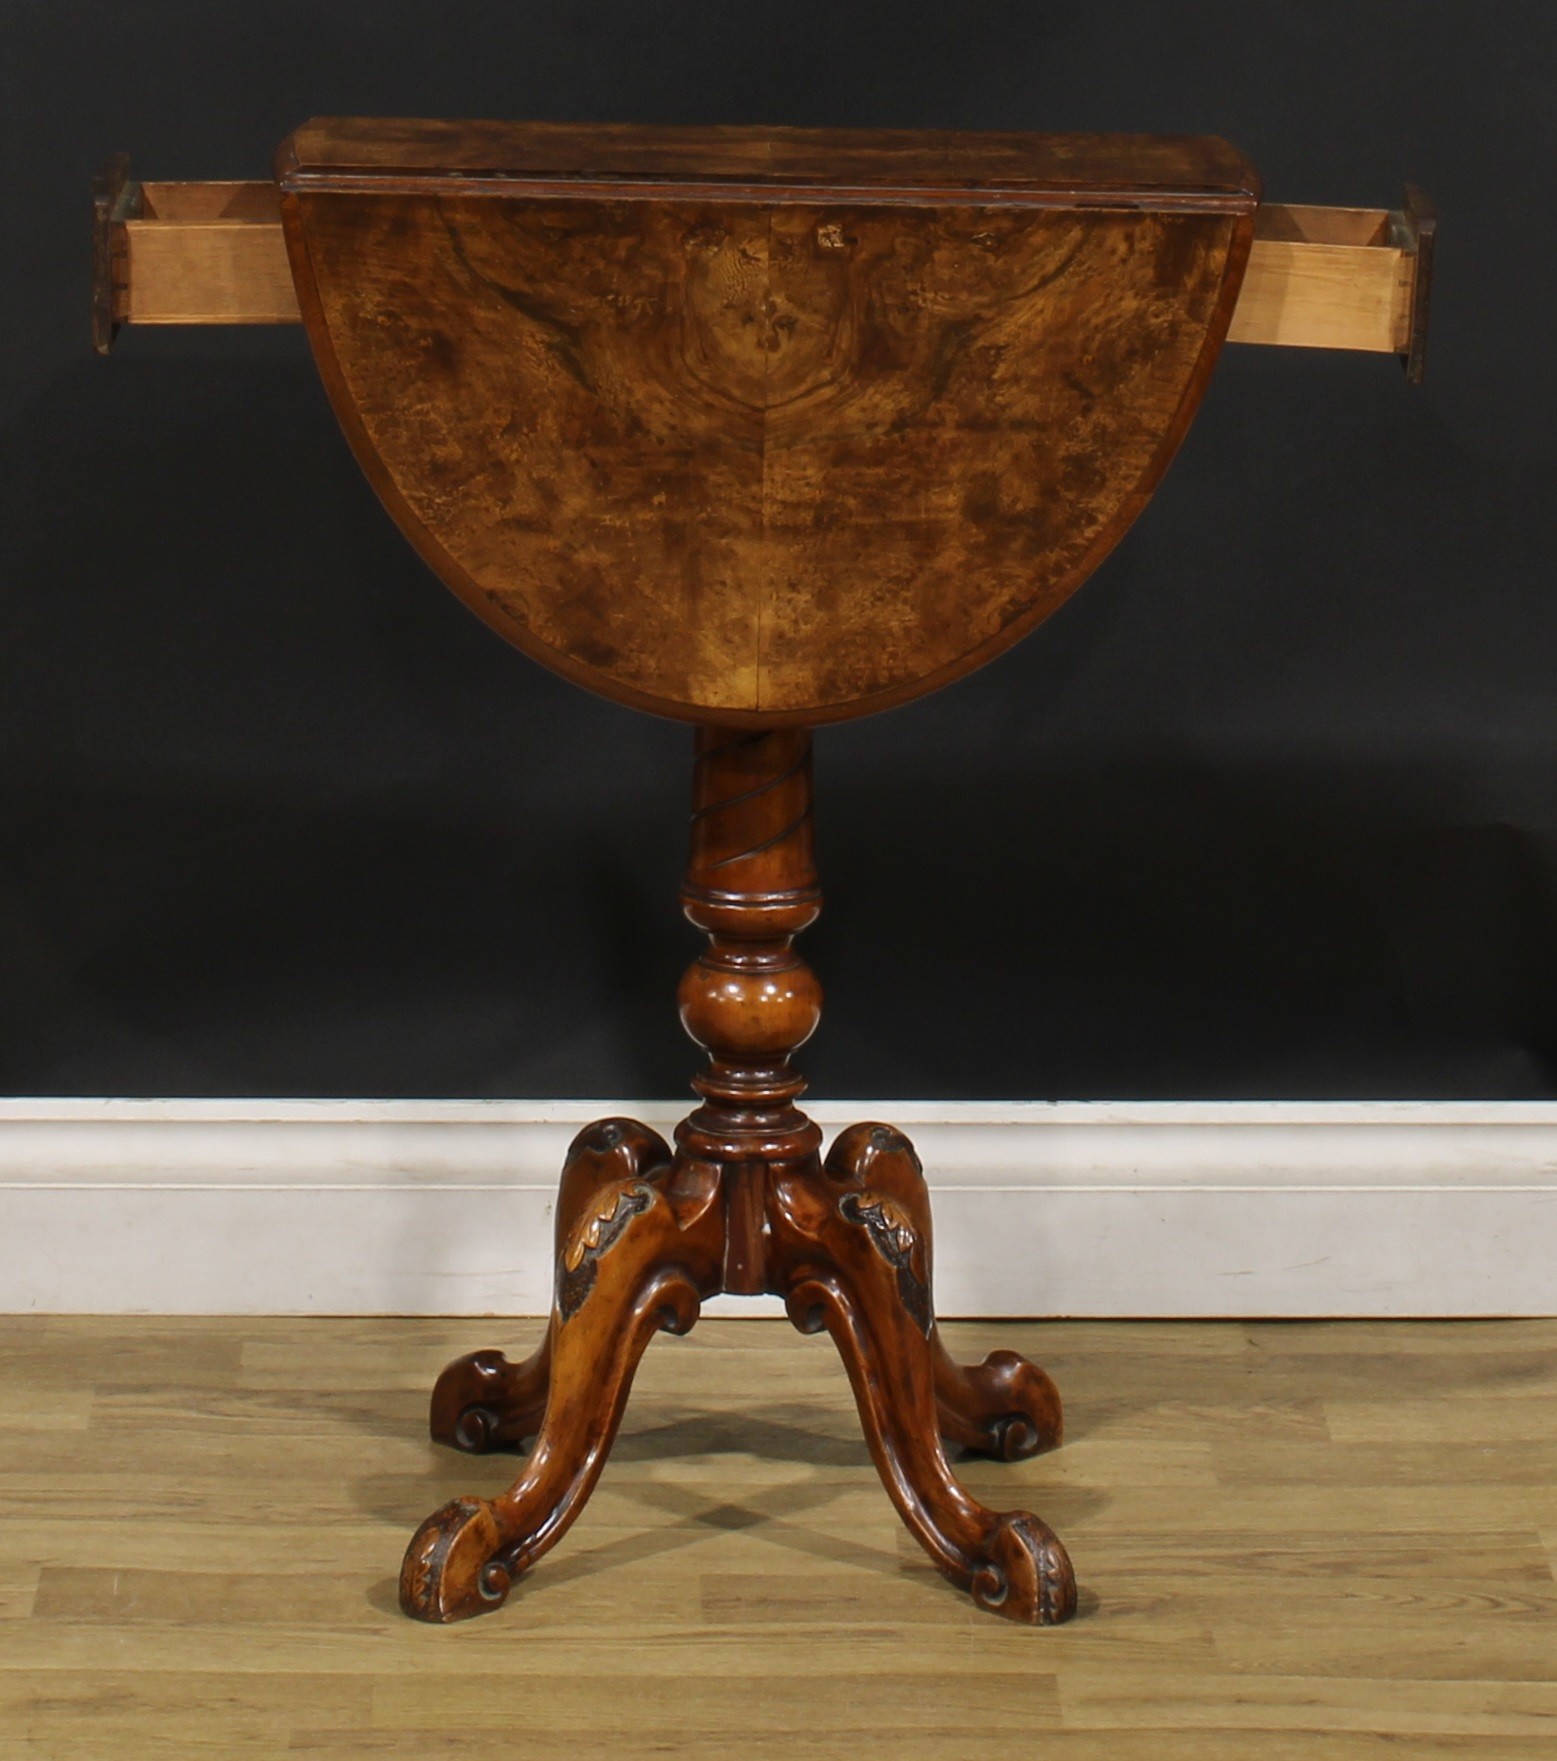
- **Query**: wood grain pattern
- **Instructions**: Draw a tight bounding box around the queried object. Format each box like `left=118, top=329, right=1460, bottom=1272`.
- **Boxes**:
left=278, top=116, right=1258, bottom=198
left=101, top=181, right=1428, bottom=359
left=4, top=1314, right=1556, bottom=1758
left=277, top=119, right=1256, bottom=723
left=1227, top=204, right=1413, bottom=352
left=124, top=183, right=299, bottom=326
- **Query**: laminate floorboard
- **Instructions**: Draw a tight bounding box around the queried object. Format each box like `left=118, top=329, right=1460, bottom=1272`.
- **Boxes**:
left=2, top=1316, right=1554, bottom=1758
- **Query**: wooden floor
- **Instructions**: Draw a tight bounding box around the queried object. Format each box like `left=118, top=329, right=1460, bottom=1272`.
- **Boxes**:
left=2, top=1316, right=1555, bottom=1758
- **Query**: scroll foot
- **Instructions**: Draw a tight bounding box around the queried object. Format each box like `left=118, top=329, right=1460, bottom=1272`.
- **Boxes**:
left=974, top=1511, right=1077, bottom=1625
left=935, top=1342, right=1064, bottom=1462
left=399, top=1497, right=509, bottom=1622
left=429, top=1343, right=549, bottom=1454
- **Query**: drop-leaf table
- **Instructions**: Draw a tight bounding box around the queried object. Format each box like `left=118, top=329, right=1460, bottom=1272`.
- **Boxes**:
left=94, top=119, right=1433, bottom=1626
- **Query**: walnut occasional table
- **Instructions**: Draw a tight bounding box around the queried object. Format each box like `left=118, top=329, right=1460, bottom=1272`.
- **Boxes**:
left=94, top=118, right=1433, bottom=1627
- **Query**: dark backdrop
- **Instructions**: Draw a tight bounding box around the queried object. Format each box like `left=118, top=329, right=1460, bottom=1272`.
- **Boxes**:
left=2, top=3, right=1553, bottom=1100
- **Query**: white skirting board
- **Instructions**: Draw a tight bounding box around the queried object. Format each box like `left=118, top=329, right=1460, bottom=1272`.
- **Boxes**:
left=2, top=1099, right=1556, bottom=1318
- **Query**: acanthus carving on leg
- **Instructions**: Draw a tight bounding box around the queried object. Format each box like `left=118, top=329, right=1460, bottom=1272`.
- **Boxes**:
left=836, top=1187, right=933, bottom=1336
left=426, top=1118, right=672, bottom=1454
left=401, top=1144, right=721, bottom=1622
left=785, top=1124, right=1076, bottom=1623
left=825, top=1121, right=1063, bottom=1462
left=558, top=1177, right=657, bottom=1320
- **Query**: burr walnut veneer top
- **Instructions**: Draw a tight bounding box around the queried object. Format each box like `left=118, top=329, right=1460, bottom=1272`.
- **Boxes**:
left=278, top=118, right=1259, bottom=723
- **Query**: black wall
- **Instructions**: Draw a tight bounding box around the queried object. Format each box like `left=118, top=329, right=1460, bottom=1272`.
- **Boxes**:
left=3, top=3, right=1554, bottom=1100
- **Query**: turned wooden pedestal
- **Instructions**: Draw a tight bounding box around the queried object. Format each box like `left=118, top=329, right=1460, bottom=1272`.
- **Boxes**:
left=405, top=726, right=1074, bottom=1624
left=98, top=115, right=1429, bottom=1629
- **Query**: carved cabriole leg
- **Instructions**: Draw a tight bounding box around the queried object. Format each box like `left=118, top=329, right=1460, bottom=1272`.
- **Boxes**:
left=773, top=1123, right=1077, bottom=1625
left=401, top=1127, right=723, bottom=1622
left=825, top=1125, right=1066, bottom=1462
left=426, top=1119, right=669, bottom=1454
left=822, top=1125, right=1064, bottom=1462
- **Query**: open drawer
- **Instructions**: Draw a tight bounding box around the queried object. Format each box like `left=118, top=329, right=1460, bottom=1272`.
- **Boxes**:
left=1229, top=195, right=1434, bottom=377
left=92, top=158, right=1434, bottom=380
left=93, top=169, right=298, bottom=344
